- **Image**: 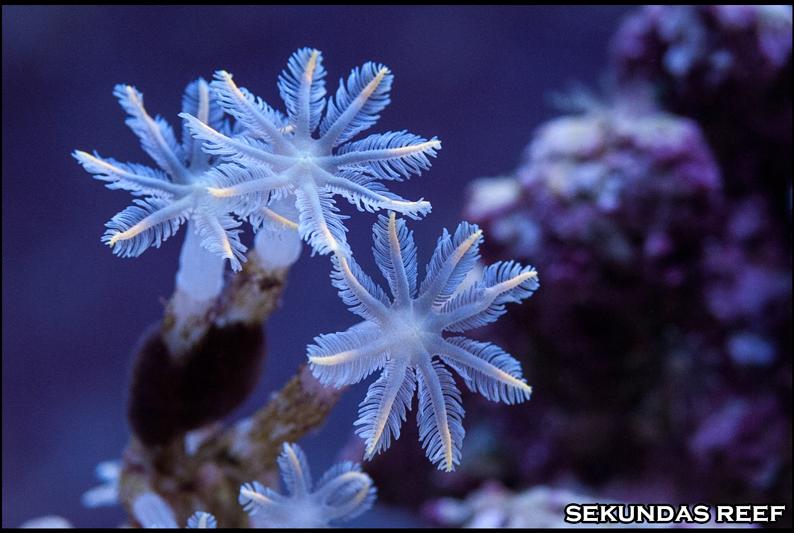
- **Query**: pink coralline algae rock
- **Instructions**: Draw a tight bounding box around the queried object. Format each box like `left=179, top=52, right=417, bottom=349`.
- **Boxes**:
left=454, top=99, right=790, bottom=510
left=611, top=5, right=792, bottom=201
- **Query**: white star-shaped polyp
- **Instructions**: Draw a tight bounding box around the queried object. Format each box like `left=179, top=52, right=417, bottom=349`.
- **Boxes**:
left=180, top=47, right=440, bottom=256
left=308, top=213, right=539, bottom=471
left=238, top=443, right=376, bottom=528
left=74, top=80, right=249, bottom=270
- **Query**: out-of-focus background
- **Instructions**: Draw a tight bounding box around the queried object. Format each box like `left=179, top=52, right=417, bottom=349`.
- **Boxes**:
left=2, top=5, right=790, bottom=528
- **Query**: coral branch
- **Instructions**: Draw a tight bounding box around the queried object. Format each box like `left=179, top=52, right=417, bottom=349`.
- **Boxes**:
left=228, top=365, right=344, bottom=473
left=119, top=252, right=343, bottom=527
left=119, top=366, right=343, bottom=528
left=128, top=253, right=286, bottom=446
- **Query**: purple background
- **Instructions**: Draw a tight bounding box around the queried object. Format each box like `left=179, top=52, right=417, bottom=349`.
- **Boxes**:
left=2, top=5, right=630, bottom=527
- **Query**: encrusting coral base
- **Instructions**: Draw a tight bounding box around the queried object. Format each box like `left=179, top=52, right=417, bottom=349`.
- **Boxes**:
left=120, top=252, right=343, bottom=527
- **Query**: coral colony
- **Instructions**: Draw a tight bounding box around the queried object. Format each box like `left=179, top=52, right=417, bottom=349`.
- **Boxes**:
left=66, top=48, right=538, bottom=527
left=43, top=7, right=788, bottom=527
